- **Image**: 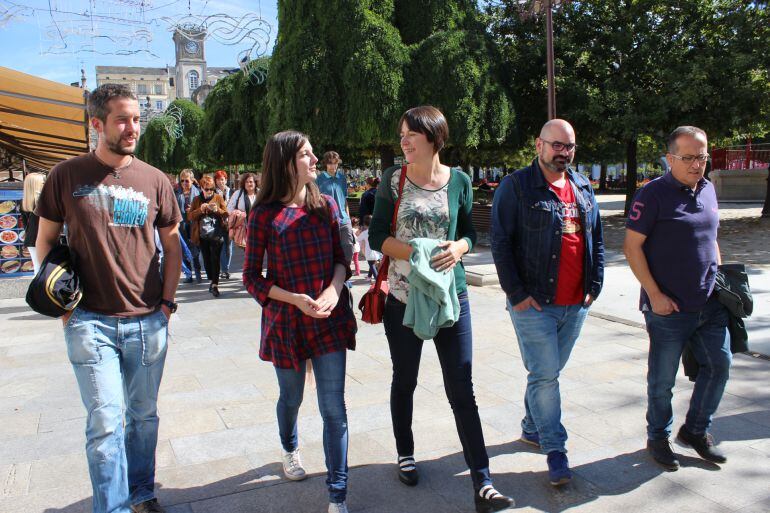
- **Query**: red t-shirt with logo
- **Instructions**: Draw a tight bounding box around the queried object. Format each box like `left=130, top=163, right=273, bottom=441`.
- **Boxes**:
left=549, top=181, right=585, bottom=305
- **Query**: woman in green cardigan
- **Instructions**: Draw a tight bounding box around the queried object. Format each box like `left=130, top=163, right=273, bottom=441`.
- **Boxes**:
left=369, top=106, right=514, bottom=513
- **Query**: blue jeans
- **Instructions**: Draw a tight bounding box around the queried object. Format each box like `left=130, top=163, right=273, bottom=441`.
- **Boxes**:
left=64, top=307, right=168, bottom=513
left=219, top=234, right=233, bottom=273
left=644, top=296, right=731, bottom=440
left=274, top=350, right=348, bottom=503
left=384, top=293, right=493, bottom=491
left=180, top=221, right=201, bottom=275
left=508, top=302, right=589, bottom=454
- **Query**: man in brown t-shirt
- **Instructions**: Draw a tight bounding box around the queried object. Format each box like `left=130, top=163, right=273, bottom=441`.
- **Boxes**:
left=36, top=84, right=181, bottom=513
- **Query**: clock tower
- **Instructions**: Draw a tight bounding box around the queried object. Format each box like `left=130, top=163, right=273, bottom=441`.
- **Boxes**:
left=173, top=27, right=207, bottom=99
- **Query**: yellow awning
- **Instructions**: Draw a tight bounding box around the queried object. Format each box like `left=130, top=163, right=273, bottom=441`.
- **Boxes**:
left=0, top=66, right=89, bottom=171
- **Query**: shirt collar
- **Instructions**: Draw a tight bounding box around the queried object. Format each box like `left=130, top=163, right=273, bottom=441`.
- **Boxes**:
left=662, top=171, right=707, bottom=194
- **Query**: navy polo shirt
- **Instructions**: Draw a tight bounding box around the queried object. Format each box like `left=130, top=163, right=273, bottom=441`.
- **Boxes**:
left=626, top=172, right=719, bottom=312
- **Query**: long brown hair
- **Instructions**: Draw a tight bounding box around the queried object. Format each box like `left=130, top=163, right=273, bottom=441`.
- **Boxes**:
left=257, top=130, right=329, bottom=221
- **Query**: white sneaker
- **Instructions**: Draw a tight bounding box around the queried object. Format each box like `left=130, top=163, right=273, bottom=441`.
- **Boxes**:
left=281, top=448, right=307, bottom=481
left=328, top=502, right=349, bottom=513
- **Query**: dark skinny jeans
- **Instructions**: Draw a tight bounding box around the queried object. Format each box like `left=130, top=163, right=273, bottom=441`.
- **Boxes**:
left=383, top=292, right=492, bottom=491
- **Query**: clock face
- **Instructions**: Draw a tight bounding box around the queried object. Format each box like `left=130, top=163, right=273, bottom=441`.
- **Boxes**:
left=185, top=40, right=199, bottom=55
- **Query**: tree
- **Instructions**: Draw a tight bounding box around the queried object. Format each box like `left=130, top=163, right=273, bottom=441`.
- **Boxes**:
left=268, top=0, right=408, bottom=166
left=167, top=99, right=205, bottom=172
left=196, top=65, right=270, bottom=167
left=488, top=0, right=770, bottom=212
left=136, top=117, right=174, bottom=171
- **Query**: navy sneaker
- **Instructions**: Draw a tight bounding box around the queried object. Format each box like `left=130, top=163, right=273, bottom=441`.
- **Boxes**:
left=519, top=430, right=540, bottom=448
left=182, top=276, right=193, bottom=284
left=546, top=451, right=572, bottom=486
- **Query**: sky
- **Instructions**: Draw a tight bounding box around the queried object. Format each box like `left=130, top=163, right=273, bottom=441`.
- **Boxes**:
left=0, top=0, right=279, bottom=88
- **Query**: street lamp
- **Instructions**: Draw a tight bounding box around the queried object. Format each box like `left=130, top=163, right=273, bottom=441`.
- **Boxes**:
left=518, top=0, right=571, bottom=120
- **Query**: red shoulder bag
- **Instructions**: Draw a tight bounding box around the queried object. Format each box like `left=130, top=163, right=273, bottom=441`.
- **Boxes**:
left=358, top=166, right=407, bottom=324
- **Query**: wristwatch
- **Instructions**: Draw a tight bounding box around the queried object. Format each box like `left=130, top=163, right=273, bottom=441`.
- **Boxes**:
left=160, top=299, right=178, bottom=314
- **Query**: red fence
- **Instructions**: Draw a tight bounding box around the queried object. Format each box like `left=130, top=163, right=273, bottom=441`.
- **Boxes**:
left=711, top=144, right=770, bottom=170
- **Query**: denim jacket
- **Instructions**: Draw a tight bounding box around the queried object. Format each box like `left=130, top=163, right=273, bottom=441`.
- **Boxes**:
left=491, top=158, right=604, bottom=306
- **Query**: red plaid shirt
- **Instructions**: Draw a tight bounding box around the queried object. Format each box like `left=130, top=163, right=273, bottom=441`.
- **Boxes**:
left=243, top=195, right=356, bottom=370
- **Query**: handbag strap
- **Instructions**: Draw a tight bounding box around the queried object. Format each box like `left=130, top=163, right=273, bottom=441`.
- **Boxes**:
left=376, top=165, right=408, bottom=288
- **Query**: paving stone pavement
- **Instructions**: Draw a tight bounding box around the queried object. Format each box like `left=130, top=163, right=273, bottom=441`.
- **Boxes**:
left=1, top=265, right=769, bottom=513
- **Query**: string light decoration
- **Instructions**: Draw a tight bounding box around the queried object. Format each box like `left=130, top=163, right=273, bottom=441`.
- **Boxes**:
left=0, top=0, right=272, bottom=75
left=162, top=12, right=272, bottom=84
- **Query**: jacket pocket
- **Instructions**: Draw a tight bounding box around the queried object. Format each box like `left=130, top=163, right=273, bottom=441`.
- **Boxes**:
left=524, top=200, right=552, bottom=232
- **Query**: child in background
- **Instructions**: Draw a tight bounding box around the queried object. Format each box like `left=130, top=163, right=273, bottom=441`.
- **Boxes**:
left=351, top=217, right=361, bottom=276
left=356, top=215, right=382, bottom=282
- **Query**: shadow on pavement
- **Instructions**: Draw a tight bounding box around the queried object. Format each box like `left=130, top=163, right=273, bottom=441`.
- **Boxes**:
left=40, top=443, right=728, bottom=513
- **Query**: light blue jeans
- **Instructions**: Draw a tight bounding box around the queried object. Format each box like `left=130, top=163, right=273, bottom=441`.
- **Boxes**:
left=64, top=307, right=169, bottom=513
left=508, top=302, right=588, bottom=454
left=274, top=350, right=348, bottom=503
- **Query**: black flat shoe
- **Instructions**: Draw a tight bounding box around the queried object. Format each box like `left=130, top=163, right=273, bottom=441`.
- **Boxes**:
left=211, top=285, right=220, bottom=297
left=397, top=456, right=418, bottom=486
left=475, top=485, right=514, bottom=512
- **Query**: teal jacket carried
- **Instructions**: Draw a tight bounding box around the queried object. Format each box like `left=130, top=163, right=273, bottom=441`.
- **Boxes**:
left=403, top=238, right=461, bottom=340
left=368, top=165, right=477, bottom=296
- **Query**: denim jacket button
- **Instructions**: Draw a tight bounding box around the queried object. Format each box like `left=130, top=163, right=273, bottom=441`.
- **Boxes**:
left=552, top=254, right=556, bottom=259
left=549, top=278, right=554, bottom=283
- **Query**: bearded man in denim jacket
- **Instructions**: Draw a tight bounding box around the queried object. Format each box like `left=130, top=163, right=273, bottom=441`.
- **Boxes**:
left=491, top=119, right=604, bottom=486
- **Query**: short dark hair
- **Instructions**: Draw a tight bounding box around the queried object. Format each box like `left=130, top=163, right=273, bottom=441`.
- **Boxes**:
left=667, top=126, right=707, bottom=154
left=322, top=151, right=341, bottom=165
left=362, top=215, right=373, bottom=227
left=398, top=105, right=449, bottom=154
left=87, top=84, right=137, bottom=122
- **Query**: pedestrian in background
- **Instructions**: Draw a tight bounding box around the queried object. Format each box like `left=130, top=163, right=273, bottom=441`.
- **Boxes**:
left=189, top=175, right=228, bottom=297
left=21, top=172, right=46, bottom=274
left=175, top=169, right=202, bottom=283
left=215, top=169, right=233, bottom=280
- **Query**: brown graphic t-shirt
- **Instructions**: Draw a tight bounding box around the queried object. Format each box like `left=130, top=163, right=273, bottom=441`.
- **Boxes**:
left=37, top=153, right=181, bottom=317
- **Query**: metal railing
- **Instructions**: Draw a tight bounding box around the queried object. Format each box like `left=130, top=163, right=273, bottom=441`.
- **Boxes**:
left=711, top=144, right=770, bottom=170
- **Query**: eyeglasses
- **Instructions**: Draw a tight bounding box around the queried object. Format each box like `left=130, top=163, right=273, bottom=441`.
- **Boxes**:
left=203, top=187, right=215, bottom=192
left=180, top=179, right=190, bottom=183
left=670, top=154, right=710, bottom=165
left=541, top=139, right=577, bottom=152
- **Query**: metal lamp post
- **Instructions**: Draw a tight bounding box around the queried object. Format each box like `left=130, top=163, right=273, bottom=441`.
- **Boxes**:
left=519, top=0, right=570, bottom=120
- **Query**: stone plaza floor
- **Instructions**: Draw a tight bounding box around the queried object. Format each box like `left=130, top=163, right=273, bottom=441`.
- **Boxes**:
left=1, top=270, right=768, bottom=513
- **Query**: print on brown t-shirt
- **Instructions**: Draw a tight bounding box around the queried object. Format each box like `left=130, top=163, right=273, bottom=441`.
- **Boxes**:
left=36, top=153, right=182, bottom=317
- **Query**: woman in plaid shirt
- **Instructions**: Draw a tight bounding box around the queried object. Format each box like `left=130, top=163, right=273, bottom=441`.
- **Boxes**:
left=243, top=131, right=356, bottom=513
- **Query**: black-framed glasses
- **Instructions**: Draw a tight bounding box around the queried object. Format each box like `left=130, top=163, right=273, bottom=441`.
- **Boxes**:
left=180, top=179, right=191, bottom=183
left=203, top=187, right=215, bottom=192
left=670, top=153, right=710, bottom=165
left=541, top=139, right=577, bottom=152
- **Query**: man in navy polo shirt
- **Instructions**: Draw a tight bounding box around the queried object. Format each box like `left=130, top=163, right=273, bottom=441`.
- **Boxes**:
left=624, top=126, right=730, bottom=471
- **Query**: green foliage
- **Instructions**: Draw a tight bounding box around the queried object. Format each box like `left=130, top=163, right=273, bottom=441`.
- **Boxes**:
left=406, top=28, right=513, bottom=150
left=167, top=99, right=204, bottom=172
left=196, top=65, right=269, bottom=167
left=268, top=0, right=408, bottom=151
left=267, top=0, right=512, bottom=162
left=137, top=117, right=173, bottom=171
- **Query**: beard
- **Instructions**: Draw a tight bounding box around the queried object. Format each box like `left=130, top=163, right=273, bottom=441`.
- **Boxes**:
left=105, top=134, right=136, bottom=156
left=541, top=153, right=570, bottom=173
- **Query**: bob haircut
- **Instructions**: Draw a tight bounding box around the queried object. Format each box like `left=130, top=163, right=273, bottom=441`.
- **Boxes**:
left=214, top=170, right=228, bottom=181
left=398, top=105, right=449, bottom=154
